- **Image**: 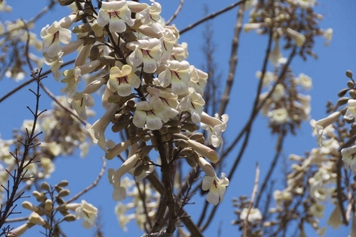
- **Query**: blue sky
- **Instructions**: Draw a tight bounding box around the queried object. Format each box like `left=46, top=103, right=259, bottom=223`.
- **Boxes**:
left=0, top=0, right=355, bottom=236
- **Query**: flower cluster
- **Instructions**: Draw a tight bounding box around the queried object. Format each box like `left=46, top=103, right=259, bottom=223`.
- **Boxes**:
left=257, top=70, right=312, bottom=134
left=114, top=177, right=159, bottom=231
left=9, top=181, right=98, bottom=236
left=41, top=0, right=229, bottom=216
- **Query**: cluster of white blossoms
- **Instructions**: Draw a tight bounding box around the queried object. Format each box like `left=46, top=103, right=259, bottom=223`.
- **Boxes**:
left=258, top=71, right=312, bottom=127
left=243, top=0, right=332, bottom=134
left=114, top=177, right=159, bottom=231
left=39, top=0, right=230, bottom=229
left=0, top=15, right=43, bottom=81
left=9, top=182, right=98, bottom=236
left=270, top=131, right=339, bottom=235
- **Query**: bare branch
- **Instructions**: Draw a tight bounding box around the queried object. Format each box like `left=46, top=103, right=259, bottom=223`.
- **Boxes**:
left=66, top=157, right=106, bottom=204
left=243, top=163, right=260, bottom=237
left=179, top=1, right=246, bottom=35
left=0, top=60, right=75, bottom=104
left=166, top=0, right=184, bottom=25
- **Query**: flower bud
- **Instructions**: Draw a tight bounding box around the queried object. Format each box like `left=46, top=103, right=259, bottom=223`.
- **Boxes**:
left=187, top=139, right=219, bottom=163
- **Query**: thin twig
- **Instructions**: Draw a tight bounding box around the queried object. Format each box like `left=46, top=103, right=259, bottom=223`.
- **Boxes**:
left=243, top=163, right=260, bottom=237
left=218, top=0, right=245, bottom=116
left=39, top=82, right=89, bottom=126
left=147, top=173, right=203, bottom=237
left=0, top=0, right=57, bottom=38
left=21, top=19, right=34, bottom=73
left=179, top=1, right=246, bottom=35
left=66, top=157, right=106, bottom=204
left=0, top=69, right=44, bottom=230
left=0, top=60, right=75, bottom=104
left=255, top=129, right=286, bottom=208
left=201, top=33, right=298, bottom=234
left=166, top=0, right=184, bottom=25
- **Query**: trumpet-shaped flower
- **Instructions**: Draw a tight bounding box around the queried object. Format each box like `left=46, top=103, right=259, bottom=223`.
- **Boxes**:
left=179, top=87, right=205, bottom=123
left=41, top=21, right=71, bottom=61
left=240, top=208, right=262, bottom=222
left=294, top=0, right=316, bottom=9
left=97, top=1, right=134, bottom=33
left=310, top=112, right=341, bottom=147
left=271, top=84, right=286, bottom=102
left=296, top=73, right=312, bottom=89
left=108, top=65, right=141, bottom=97
left=158, top=60, right=191, bottom=95
left=74, top=200, right=98, bottom=229
left=201, top=112, right=229, bottom=148
left=108, top=154, right=140, bottom=201
left=127, top=38, right=162, bottom=73
left=137, top=0, right=164, bottom=34
left=68, top=92, right=94, bottom=120
left=187, top=139, right=218, bottom=163
left=133, top=100, right=163, bottom=130
left=160, top=27, right=178, bottom=63
left=341, top=145, right=356, bottom=174
left=88, top=104, right=119, bottom=150
left=286, top=28, right=306, bottom=46
left=189, top=66, right=208, bottom=95
left=323, top=28, right=333, bottom=46
left=171, top=42, right=188, bottom=61
left=202, top=173, right=229, bottom=205
left=345, top=99, right=356, bottom=121
left=147, top=87, right=179, bottom=122
left=269, top=108, right=289, bottom=124
left=269, top=39, right=287, bottom=66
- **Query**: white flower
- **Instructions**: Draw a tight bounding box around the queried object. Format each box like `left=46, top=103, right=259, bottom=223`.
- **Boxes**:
left=147, top=87, right=179, bottom=123
left=201, top=112, right=229, bottom=148
left=269, top=39, right=287, bottom=66
left=41, top=21, right=71, bottom=61
left=296, top=73, right=312, bottom=90
left=179, top=88, right=205, bottom=123
left=108, top=154, right=140, bottom=201
left=133, top=100, right=163, bottom=130
left=187, top=139, right=219, bottom=163
left=127, top=38, right=162, bottom=73
left=189, top=66, right=208, bottom=95
left=240, top=208, right=262, bottom=222
left=345, top=99, right=356, bottom=121
left=73, top=200, right=98, bottom=229
left=341, top=145, right=356, bottom=174
left=243, top=22, right=265, bottom=33
left=202, top=173, right=229, bottom=205
left=310, top=111, right=341, bottom=147
left=158, top=60, right=191, bottom=95
left=136, top=0, right=164, bottom=34
left=286, top=28, right=306, bottom=46
left=269, top=108, right=289, bottom=124
left=310, top=202, right=325, bottom=218
left=108, top=65, right=141, bottom=97
left=88, top=104, right=119, bottom=150
left=294, top=0, right=316, bottom=9
left=273, top=189, right=292, bottom=206
left=323, top=28, right=333, bottom=46
left=97, top=1, right=134, bottom=33
left=271, top=84, right=286, bottom=102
